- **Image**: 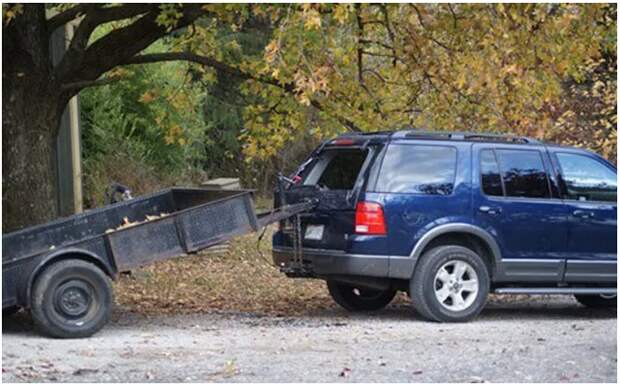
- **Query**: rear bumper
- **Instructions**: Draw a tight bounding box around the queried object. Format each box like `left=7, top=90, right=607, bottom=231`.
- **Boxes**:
left=272, top=247, right=415, bottom=279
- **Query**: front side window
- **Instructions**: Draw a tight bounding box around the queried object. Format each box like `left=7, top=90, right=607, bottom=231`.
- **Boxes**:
left=496, top=149, right=550, bottom=198
left=556, top=153, right=617, bottom=202
left=375, top=144, right=457, bottom=194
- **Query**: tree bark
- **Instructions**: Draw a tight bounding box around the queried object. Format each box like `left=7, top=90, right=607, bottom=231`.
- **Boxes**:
left=2, top=5, right=64, bottom=231
left=2, top=98, right=61, bottom=232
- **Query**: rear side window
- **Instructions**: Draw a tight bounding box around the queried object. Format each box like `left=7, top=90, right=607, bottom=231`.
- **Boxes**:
left=496, top=149, right=550, bottom=198
left=303, top=149, right=368, bottom=190
left=480, top=150, right=503, bottom=196
left=556, top=152, right=617, bottom=202
left=375, top=144, right=457, bottom=194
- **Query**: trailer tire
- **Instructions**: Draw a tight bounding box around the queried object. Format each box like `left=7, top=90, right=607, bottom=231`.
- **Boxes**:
left=3, top=306, right=21, bottom=317
left=327, top=280, right=396, bottom=311
left=31, top=260, right=113, bottom=338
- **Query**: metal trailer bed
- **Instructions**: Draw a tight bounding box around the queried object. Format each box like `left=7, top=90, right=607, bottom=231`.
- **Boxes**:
left=2, top=187, right=313, bottom=338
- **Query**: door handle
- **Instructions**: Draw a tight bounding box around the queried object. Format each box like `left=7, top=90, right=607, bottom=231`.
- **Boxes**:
left=479, top=206, right=501, bottom=215
left=572, top=210, right=594, bottom=219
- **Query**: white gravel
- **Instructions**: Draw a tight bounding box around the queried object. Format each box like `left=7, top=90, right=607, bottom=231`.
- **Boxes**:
left=2, top=295, right=616, bottom=382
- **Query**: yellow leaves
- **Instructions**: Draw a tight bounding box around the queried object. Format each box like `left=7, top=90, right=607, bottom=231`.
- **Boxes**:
left=302, top=7, right=322, bottom=31
left=3, top=4, right=22, bottom=26
left=164, top=125, right=186, bottom=146
left=264, top=40, right=279, bottom=63
left=455, top=72, right=467, bottom=89
left=108, top=67, right=131, bottom=79
left=333, top=4, right=351, bottom=24
left=501, top=64, right=520, bottom=76
left=156, top=4, right=183, bottom=32
left=291, top=65, right=332, bottom=106
left=140, top=91, right=156, bottom=104
left=234, top=3, right=615, bottom=164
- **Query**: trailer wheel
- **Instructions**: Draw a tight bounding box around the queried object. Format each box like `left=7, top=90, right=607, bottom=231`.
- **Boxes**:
left=31, top=260, right=113, bottom=338
left=327, top=280, right=396, bottom=311
left=3, top=306, right=21, bottom=317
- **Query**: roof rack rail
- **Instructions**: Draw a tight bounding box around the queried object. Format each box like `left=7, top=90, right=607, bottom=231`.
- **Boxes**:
left=401, top=130, right=541, bottom=144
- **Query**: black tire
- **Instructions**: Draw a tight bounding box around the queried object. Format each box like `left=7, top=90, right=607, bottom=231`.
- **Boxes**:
left=327, top=280, right=396, bottom=312
left=3, top=306, right=21, bottom=317
left=31, top=260, right=113, bottom=338
left=574, top=294, right=617, bottom=308
left=410, top=245, right=490, bottom=322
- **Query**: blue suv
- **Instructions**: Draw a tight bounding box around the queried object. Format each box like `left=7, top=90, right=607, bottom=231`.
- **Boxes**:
left=273, top=130, right=617, bottom=322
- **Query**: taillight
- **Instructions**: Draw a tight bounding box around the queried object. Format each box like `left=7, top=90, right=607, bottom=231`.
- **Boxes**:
left=355, top=201, right=387, bottom=235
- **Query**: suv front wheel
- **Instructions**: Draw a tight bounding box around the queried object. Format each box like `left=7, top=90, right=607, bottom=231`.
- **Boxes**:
left=574, top=294, right=617, bottom=308
left=327, top=281, right=396, bottom=312
left=410, top=245, right=490, bottom=322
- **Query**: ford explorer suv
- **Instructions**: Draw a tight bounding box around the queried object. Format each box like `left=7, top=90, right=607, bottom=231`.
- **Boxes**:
left=272, top=130, right=617, bottom=322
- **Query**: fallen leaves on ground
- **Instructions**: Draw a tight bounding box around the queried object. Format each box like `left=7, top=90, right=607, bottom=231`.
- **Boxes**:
left=115, top=227, right=337, bottom=316
left=114, top=226, right=525, bottom=316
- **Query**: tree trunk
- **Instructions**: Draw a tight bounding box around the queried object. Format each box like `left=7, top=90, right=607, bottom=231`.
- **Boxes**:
left=2, top=83, right=62, bottom=232
left=2, top=5, right=65, bottom=232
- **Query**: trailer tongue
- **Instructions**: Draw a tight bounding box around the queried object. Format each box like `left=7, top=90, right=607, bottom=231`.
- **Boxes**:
left=2, top=187, right=315, bottom=338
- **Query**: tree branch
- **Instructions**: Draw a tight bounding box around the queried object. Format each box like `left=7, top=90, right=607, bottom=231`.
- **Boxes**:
left=123, top=52, right=361, bottom=132
left=378, top=4, right=398, bottom=66
left=56, top=4, right=157, bottom=77
left=46, top=4, right=96, bottom=32
left=124, top=52, right=289, bottom=90
left=56, top=4, right=206, bottom=90
left=61, top=76, right=123, bottom=92
left=355, top=4, right=364, bottom=84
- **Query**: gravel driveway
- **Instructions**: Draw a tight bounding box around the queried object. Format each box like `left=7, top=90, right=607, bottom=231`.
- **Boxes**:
left=2, top=295, right=616, bottom=383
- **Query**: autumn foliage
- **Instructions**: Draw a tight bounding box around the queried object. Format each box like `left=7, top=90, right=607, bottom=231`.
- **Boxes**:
left=239, top=3, right=616, bottom=161
left=1, top=3, right=616, bottom=230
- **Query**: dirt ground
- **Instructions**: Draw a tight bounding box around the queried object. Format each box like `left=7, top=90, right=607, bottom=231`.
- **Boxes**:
left=2, top=295, right=616, bottom=383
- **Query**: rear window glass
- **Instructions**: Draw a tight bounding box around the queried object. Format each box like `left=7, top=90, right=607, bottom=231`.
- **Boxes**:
left=480, top=150, right=503, bottom=196
left=303, top=149, right=368, bottom=190
left=375, top=144, right=457, bottom=194
left=496, top=149, right=550, bottom=198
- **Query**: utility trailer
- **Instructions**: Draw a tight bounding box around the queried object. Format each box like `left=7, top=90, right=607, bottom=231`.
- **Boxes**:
left=2, top=187, right=313, bottom=338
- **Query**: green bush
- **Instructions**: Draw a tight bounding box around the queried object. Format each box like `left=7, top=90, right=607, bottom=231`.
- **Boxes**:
left=80, top=53, right=209, bottom=207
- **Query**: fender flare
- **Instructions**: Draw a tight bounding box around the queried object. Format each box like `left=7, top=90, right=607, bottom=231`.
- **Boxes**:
left=409, top=223, right=503, bottom=276
left=24, top=248, right=116, bottom=306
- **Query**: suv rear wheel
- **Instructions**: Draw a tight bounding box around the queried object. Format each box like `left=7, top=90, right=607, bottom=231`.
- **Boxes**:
left=327, top=281, right=396, bottom=311
left=574, top=294, right=617, bottom=308
left=410, top=245, right=490, bottom=322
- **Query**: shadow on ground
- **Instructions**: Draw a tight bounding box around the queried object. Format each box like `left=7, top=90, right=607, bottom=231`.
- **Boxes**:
left=3, top=295, right=615, bottom=337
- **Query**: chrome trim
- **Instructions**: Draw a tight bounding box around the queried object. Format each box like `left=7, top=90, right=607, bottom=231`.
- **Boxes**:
left=494, top=287, right=617, bottom=295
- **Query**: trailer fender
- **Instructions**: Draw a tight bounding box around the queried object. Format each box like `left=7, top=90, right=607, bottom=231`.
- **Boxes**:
left=24, top=248, right=117, bottom=307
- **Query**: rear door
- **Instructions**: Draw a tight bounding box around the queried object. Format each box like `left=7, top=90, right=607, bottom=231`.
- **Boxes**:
left=550, top=150, right=617, bottom=283
left=472, top=144, right=567, bottom=282
left=371, top=141, right=467, bottom=258
left=280, top=144, right=380, bottom=251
